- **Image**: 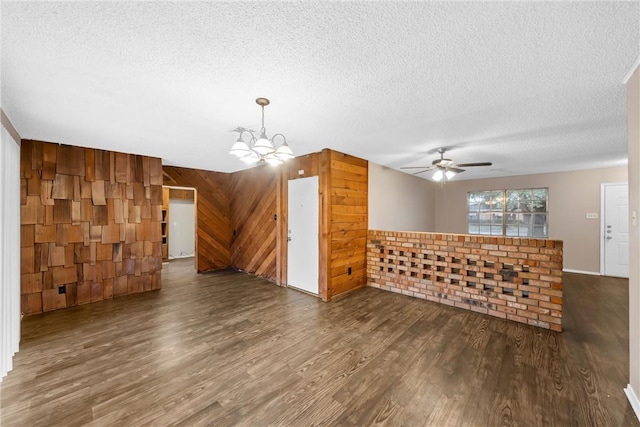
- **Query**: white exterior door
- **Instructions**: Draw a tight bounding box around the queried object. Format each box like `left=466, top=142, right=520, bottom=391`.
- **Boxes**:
left=287, top=177, right=319, bottom=295
left=603, top=183, right=629, bottom=278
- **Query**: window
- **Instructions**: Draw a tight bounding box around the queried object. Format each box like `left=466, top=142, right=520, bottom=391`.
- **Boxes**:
left=468, top=188, right=548, bottom=237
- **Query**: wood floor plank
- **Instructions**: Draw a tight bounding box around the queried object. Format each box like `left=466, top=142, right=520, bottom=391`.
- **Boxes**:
left=0, top=261, right=636, bottom=426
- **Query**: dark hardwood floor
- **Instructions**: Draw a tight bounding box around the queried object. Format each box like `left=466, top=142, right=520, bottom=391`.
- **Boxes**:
left=1, top=259, right=637, bottom=426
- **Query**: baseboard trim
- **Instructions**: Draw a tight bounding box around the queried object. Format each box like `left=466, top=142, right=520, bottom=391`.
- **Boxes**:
left=625, top=384, right=640, bottom=422
left=562, top=268, right=600, bottom=276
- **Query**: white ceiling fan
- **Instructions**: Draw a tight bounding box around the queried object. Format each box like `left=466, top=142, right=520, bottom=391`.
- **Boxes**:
left=401, top=148, right=492, bottom=182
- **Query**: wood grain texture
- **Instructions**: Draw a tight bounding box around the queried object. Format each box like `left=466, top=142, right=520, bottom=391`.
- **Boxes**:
left=1, top=260, right=635, bottom=426
left=229, top=165, right=278, bottom=281
left=326, top=149, right=368, bottom=300
left=20, top=140, right=162, bottom=315
left=163, top=166, right=232, bottom=272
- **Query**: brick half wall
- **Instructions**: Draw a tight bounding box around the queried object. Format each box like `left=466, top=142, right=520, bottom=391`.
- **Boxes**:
left=367, top=230, right=563, bottom=331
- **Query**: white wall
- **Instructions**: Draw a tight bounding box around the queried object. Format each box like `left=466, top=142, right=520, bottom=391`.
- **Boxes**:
left=169, top=199, right=195, bottom=259
left=433, top=166, right=628, bottom=273
left=625, top=64, right=640, bottom=418
left=368, top=162, right=436, bottom=231
left=1, top=112, right=21, bottom=382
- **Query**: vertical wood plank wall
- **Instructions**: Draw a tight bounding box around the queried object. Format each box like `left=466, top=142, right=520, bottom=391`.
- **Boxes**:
left=163, top=166, right=231, bottom=272
left=325, top=150, right=368, bottom=299
left=229, top=166, right=278, bottom=281
left=20, top=140, right=163, bottom=315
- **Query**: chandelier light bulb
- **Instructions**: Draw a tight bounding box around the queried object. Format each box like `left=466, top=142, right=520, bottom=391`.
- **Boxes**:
left=229, top=98, right=294, bottom=165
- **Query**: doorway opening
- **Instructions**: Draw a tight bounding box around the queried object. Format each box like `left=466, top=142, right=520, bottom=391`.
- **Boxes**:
left=162, top=186, right=197, bottom=268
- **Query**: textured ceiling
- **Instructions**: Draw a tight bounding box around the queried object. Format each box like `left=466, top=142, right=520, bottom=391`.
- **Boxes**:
left=1, top=2, right=638, bottom=180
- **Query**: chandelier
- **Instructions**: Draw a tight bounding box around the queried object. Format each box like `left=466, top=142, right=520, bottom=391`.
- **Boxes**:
left=229, top=97, right=294, bottom=166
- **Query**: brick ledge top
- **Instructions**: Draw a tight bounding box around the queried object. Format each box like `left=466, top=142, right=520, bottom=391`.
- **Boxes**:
left=368, top=230, right=563, bottom=248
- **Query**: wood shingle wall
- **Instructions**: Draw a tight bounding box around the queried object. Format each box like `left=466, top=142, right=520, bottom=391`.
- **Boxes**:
left=20, top=140, right=163, bottom=314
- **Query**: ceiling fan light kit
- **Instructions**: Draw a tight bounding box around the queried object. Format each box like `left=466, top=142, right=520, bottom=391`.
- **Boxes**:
left=229, top=97, right=294, bottom=166
left=401, top=148, right=492, bottom=184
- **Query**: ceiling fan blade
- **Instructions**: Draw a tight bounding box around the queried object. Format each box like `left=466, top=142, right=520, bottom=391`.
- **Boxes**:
left=401, top=166, right=433, bottom=169
left=412, top=169, right=432, bottom=175
left=448, top=167, right=466, bottom=173
left=455, top=162, right=492, bottom=167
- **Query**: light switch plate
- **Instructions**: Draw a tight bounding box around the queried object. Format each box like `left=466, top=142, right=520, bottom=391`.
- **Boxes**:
left=585, top=213, right=598, bottom=219
left=298, top=169, right=304, bottom=175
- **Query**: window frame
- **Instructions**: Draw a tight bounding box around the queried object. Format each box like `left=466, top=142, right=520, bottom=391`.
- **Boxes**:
left=467, top=188, right=549, bottom=238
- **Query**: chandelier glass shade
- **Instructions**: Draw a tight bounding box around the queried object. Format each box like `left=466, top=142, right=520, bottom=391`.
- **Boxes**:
left=229, top=98, right=294, bottom=165
left=432, top=169, right=456, bottom=181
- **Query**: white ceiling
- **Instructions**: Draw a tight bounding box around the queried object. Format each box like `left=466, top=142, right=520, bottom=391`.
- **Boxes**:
left=1, top=2, right=638, bottom=181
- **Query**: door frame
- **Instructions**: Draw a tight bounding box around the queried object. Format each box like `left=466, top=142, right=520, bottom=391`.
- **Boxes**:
left=286, top=176, right=320, bottom=295
left=163, top=185, right=198, bottom=270
left=600, top=182, right=628, bottom=276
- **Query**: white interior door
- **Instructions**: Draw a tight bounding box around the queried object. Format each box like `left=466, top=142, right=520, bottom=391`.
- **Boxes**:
left=603, top=183, right=629, bottom=278
left=287, top=176, right=319, bottom=294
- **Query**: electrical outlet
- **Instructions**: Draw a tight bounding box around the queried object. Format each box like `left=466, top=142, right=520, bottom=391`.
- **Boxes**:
left=298, top=169, right=304, bottom=175
left=58, top=285, right=66, bottom=295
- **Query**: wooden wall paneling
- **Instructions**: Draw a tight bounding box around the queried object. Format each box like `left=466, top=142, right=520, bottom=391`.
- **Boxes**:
left=73, top=176, right=81, bottom=201
left=21, top=247, right=34, bottom=275
left=56, top=145, right=85, bottom=176
left=91, top=181, right=106, bottom=205
left=30, top=141, right=43, bottom=172
left=20, top=178, right=27, bottom=205
left=149, top=158, right=163, bottom=185
left=80, top=180, right=92, bottom=199
left=42, top=205, right=54, bottom=225
left=93, top=205, right=108, bottom=226
left=36, top=243, right=48, bottom=273
left=71, top=201, right=81, bottom=223
left=319, top=150, right=332, bottom=301
left=21, top=225, right=34, bottom=247
left=276, top=169, right=285, bottom=286
left=21, top=196, right=40, bottom=225
left=40, top=180, right=54, bottom=206
left=77, top=282, right=91, bottom=305
left=41, top=142, right=57, bottom=180
left=142, top=157, right=150, bottom=187
left=94, top=150, right=110, bottom=181
left=85, top=148, right=95, bottom=181
left=20, top=140, right=163, bottom=315
left=20, top=141, right=33, bottom=179
left=114, top=153, right=128, bottom=183
left=42, top=288, right=66, bottom=312
left=229, top=166, right=278, bottom=281
left=21, top=272, right=42, bottom=294
left=163, top=166, right=231, bottom=272
left=53, top=199, right=72, bottom=224
left=168, top=188, right=194, bottom=201
left=27, top=173, right=40, bottom=195
left=66, top=283, right=77, bottom=307
left=326, top=150, right=368, bottom=300
left=34, top=224, right=56, bottom=243
left=48, top=244, right=66, bottom=267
